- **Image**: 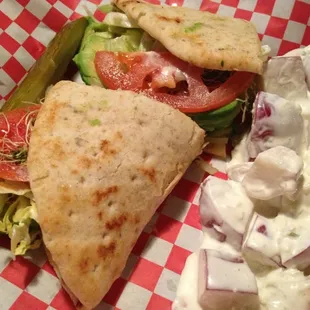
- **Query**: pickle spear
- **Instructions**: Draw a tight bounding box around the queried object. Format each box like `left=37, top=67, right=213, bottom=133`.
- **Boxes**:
left=2, top=17, right=88, bottom=111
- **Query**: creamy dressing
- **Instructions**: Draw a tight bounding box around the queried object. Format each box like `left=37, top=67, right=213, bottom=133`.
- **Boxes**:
left=257, top=269, right=310, bottom=310
left=161, top=66, right=187, bottom=83
left=142, top=53, right=187, bottom=89
left=103, top=12, right=139, bottom=28
left=274, top=212, right=310, bottom=269
left=72, top=72, right=85, bottom=85
left=172, top=252, right=202, bottom=310
left=174, top=46, right=310, bottom=310
left=227, top=134, right=249, bottom=168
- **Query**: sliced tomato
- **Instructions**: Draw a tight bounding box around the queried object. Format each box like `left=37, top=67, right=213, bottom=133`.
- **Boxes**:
left=95, top=51, right=255, bottom=113
left=0, top=105, right=40, bottom=182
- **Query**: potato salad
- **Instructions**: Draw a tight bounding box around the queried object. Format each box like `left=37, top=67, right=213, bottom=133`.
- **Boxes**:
left=173, top=46, right=310, bottom=310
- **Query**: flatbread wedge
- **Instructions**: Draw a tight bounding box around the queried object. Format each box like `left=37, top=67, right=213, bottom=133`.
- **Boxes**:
left=113, top=0, right=263, bottom=74
left=27, top=81, right=205, bottom=309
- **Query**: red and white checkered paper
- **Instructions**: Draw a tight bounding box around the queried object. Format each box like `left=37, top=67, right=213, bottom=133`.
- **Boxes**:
left=0, top=0, right=309, bottom=309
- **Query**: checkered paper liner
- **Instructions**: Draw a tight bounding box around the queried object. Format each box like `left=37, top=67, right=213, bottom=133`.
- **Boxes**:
left=0, top=0, right=309, bottom=309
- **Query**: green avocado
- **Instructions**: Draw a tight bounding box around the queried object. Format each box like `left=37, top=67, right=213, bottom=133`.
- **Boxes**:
left=189, top=100, right=241, bottom=132
left=73, top=19, right=144, bottom=86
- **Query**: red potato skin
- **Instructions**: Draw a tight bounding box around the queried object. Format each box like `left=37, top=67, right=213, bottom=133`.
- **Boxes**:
left=283, top=246, right=310, bottom=271
left=199, top=290, right=260, bottom=310
left=242, top=214, right=282, bottom=267
left=199, top=180, right=246, bottom=251
left=198, top=250, right=259, bottom=310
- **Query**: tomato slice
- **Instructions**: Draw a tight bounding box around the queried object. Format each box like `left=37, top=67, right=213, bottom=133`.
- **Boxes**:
left=95, top=51, right=255, bottom=113
left=0, top=105, right=40, bottom=182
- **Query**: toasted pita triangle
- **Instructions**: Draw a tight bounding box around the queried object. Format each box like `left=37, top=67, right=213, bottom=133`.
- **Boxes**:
left=27, top=81, right=204, bottom=309
left=0, top=180, right=30, bottom=195
left=113, top=0, right=263, bottom=74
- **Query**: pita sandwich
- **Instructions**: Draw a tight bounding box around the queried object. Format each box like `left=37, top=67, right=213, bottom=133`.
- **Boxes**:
left=112, top=0, right=263, bottom=74
left=27, top=81, right=205, bottom=309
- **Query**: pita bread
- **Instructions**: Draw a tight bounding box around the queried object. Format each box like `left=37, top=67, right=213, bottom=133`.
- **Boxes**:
left=113, top=0, right=263, bottom=74
left=27, top=81, right=204, bottom=309
left=0, top=180, right=30, bottom=195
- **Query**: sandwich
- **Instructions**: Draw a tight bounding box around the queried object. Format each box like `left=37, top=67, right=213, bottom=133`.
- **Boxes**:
left=0, top=81, right=205, bottom=309
left=73, top=0, right=264, bottom=138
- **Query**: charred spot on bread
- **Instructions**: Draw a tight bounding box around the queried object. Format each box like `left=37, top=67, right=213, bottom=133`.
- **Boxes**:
left=93, top=186, right=119, bottom=206
left=105, top=213, right=127, bottom=230
left=44, top=139, right=66, bottom=160
left=97, top=211, right=103, bottom=220
left=79, top=156, right=92, bottom=169
left=46, top=102, right=61, bottom=127
left=61, top=193, right=72, bottom=204
left=100, top=139, right=117, bottom=155
left=155, top=14, right=182, bottom=24
left=115, top=131, right=123, bottom=139
left=133, top=214, right=141, bottom=224
left=79, top=257, right=89, bottom=273
left=97, top=242, right=116, bottom=258
left=139, top=167, right=156, bottom=183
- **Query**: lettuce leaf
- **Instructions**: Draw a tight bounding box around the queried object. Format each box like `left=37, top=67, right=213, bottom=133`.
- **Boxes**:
left=0, top=195, right=41, bottom=255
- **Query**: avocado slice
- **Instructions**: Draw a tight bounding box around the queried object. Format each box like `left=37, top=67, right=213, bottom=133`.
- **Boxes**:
left=207, top=127, right=232, bottom=137
left=73, top=20, right=144, bottom=86
left=189, top=100, right=241, bottom=132
left=3, top=17, right=88, bottom=112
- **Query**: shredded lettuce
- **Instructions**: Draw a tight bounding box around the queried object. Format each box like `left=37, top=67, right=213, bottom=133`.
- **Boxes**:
left=0, top=195, right=41, bottom=255
left=139, top=32, right=156, bottom=52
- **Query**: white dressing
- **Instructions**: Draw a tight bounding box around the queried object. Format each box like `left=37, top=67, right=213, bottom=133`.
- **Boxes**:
left=103, top=12, right=139, bottom=28
left=227, top=133, right=249, bottom=168
left=172, top=252, right=202, bottom=310
left=257, top=268, right=310, bottom=310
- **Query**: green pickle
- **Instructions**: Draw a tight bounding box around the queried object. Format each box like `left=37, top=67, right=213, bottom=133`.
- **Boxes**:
left=3, top=17, right=88, bottom=111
